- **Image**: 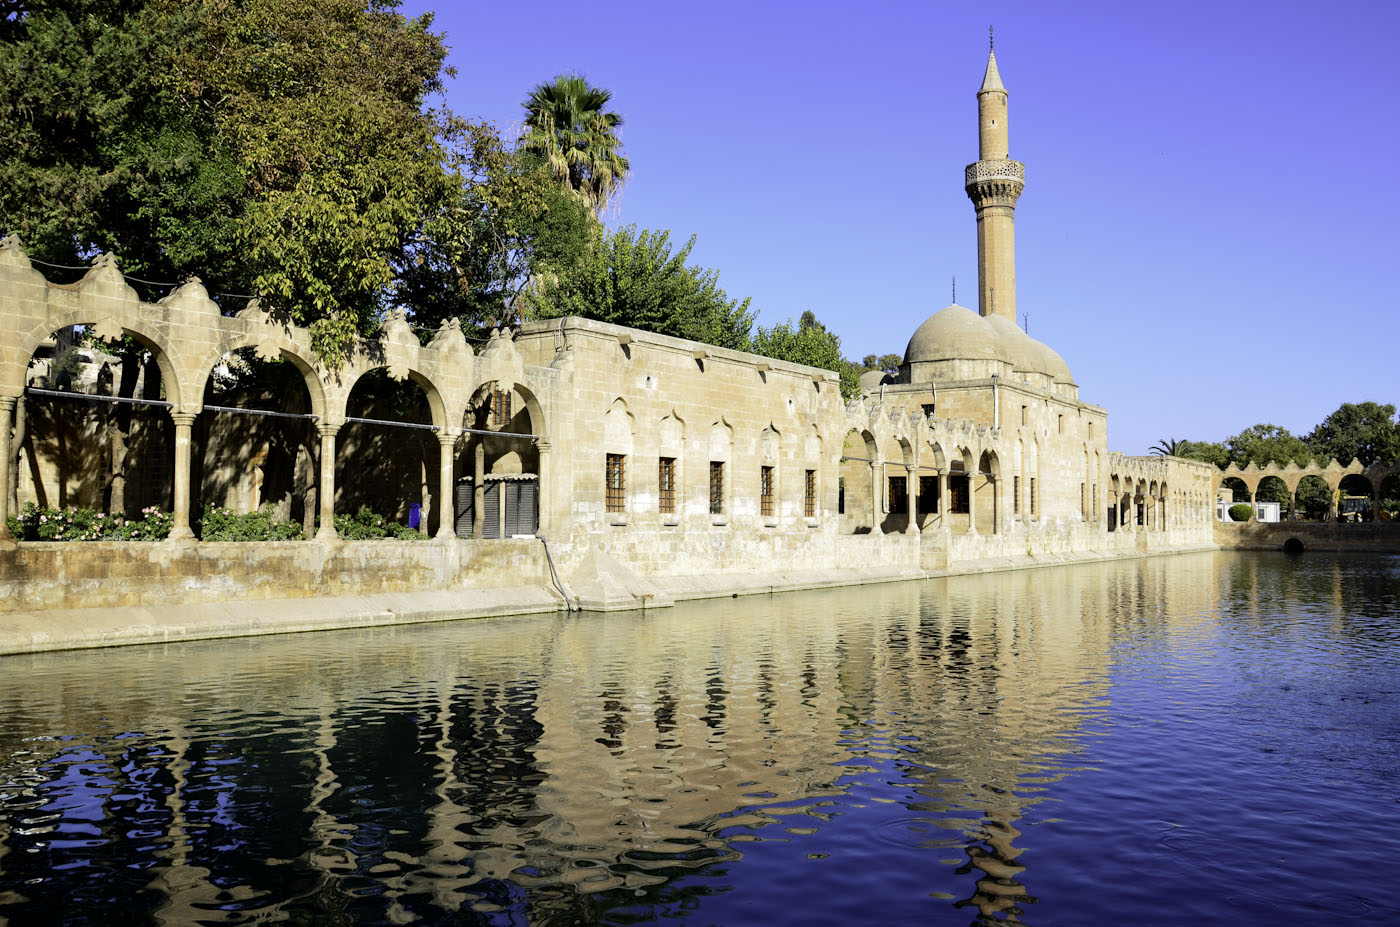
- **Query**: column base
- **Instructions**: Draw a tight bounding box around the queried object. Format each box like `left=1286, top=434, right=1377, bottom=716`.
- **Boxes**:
left=166, top=526, right=196, bottom=543
left=315, top=525, right=339, bottom=542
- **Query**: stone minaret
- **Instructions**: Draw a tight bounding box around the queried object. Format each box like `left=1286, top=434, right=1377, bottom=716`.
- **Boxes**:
left=965, top=42, right=1025, bottom=322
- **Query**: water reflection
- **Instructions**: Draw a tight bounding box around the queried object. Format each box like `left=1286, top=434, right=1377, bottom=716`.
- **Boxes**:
left=1, top=552, right=1398, bottom=925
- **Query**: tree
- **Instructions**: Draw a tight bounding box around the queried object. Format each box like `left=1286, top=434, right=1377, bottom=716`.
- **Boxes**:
left=860, top=353, right=903, bottom=376
left=1306, top=402, right=1400, bottom=466
left=751, top=311, right=861, bottom=400
left=520, top=73, right=630, bottom=216
left=1150, top=437, right=1190, bottom=456
left=395, top=120, right=594, bottom=332
left=1, top=0, right=463, bottom=367
left=529, top=226, right=754, bottom=350
left=1224, top=424, right=1313, bottom=469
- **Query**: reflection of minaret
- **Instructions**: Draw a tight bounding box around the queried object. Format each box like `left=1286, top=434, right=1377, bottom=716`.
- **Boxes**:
left=966, top=36, right=1025, bottom=323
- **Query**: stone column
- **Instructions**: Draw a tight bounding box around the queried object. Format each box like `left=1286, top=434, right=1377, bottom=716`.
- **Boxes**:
left=1287, top=490, right=1297, bottom=522
left=536, top=441, right=551, bottom=535
left=473, top=442, right=486, bottom=538
left=436, top=433, right=456, bottom=539
left=966, top=468, right=978, bottom=534
left=315, top=423, right=340, bottom=540
left=937, top=469, right=949, bottom=529
left=168, top=412, right=198, bottom=542
left=0, top=396, right=14, bottom=542
left=1372, top=487, right=1381, bottom=523
left=869, top=460, right=880, bottom=530
left=1247, top=490, right=1256, bottom=522
left=905, top=465, right=920, bottom=535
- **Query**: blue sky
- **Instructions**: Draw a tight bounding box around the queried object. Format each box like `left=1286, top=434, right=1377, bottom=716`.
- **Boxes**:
left=399, top=0, right=1398, bottom=456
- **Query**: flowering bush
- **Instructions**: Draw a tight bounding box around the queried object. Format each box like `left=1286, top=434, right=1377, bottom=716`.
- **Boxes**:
left=199, top=504, right=304, bottom=541
left=13, top=503, right=172, bottom=541
left=333, top=506, right=428, bottom=540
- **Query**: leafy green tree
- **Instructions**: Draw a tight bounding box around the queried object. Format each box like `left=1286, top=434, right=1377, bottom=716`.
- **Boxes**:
left=1224, top=424, right=1313, bottom=468
left=1306, top=402, right=1400, bottom=466
left=395, top=120, right=594, bottom=332
left=751, top=310, right=860, bottom=400
left=0, top=0, right=244, bottom=284
left=520, top=73, right=630, bottom=216
left=529, top=226, right=754, bottom=350
left=1180, top=440, right=1229, bottom=469
left=2, top=0, right=462, bottom=367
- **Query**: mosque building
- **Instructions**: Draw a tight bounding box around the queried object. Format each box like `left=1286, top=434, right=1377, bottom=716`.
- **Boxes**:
left=0, top=47, right=1219, bottom=621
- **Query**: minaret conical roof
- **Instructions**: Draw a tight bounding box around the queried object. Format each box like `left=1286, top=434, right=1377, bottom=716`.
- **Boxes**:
left=979, top=49, right=1006, bottom=93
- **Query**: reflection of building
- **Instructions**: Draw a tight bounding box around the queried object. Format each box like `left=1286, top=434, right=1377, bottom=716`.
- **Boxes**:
left=0, top=553, right=1227, bottom=922
left=0, top=47, right=1217, bottom=620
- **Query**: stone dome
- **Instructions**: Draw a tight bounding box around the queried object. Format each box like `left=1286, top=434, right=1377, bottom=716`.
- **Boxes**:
left=1027, top=336, right=1074, bottom=384
left=983, top=313, right=1044, bottom=374
left=903, top=304, right=1010, bottom=365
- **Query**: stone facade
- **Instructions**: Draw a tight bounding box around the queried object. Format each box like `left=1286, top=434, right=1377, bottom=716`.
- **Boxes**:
left=0, top=47, right=1221, bottom=628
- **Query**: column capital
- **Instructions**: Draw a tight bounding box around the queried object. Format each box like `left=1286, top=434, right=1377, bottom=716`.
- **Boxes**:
left=536, top=441, right=552, bottom=452
left=437, top=430, right=459, bottom=447
left=0, top=394, right=17, bottom=412
left=169, top=411, right=198, bottom=428
left=317, top=422, right=341, bottom=440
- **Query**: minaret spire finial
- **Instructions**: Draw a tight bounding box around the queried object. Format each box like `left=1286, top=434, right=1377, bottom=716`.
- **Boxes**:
left=952, top=276, right=956, bottom=303
left=989, top=25, right=994, bottom=51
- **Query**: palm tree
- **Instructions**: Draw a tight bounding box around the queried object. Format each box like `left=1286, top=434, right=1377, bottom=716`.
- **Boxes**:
left=520, top=73, right=630, bottom=215
left=1150, top=437, right=1191, bottom=456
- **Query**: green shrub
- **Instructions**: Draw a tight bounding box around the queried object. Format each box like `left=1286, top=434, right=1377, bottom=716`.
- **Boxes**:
left=6, top=515, right=19, bottom=538
left=199, top=504, right=304, bottom=541
left=333, top=506, right=428, bottom=540
left=1227, top=503, right=1254, bottom=522
left=13, top=502, right=172, bottom=541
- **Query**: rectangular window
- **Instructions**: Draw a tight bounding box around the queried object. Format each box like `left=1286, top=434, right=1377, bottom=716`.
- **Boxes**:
left=1014, top=475, right=1021, bottom=514
left=888, top=475, right=908, bottom=515
left=1020, top=405, right=1028, bottom=426
left=1089, top=422, right=1096, bottom=439
left=1058, top=414, right=1064, bottom=434
left=491, top=389, right=512, bottom=427
left=838, top=476, right=846, bottom=515
left=760, top=466, right=775, bottom=517
left=658, top=457, right=676, bottom=514
left=709, top=461, right=725, bottom=515
left=921, top=403, right=936, bottom=419
left=1092, top=484, right=1097, bottom=514
left=918, top=475, right=938, bottom=514
left=1080, top=482, right=1086, bottom=516
left=804, top=469, right=817, bottom=518
left=606, top=453, right=626, bottom=513
left=1029, top=477, right=1037, bottom=516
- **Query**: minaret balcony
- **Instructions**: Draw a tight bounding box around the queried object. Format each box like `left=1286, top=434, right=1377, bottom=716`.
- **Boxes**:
left=964, top=159, right=1025, bottom=204
left=964, top=159, right=1025, bottom=185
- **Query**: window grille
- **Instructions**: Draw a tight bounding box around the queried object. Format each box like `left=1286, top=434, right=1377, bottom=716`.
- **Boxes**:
left=918, top=475, right=937, bottom=514
left=760, top=466, right=775, bottom=517
left=1014, top=475, right=1021, bottom=514
left=709, top=461, right=725, bottom=515
left=1029, top=477, right=1037, bottom=516
left=804, top=469, right=817, bottom=518
left=606, top=454, right=626, bottom=513
left=491, top=389, right=512, bottom=427
left=659, top=457, right=676, bottom=514
left=888, top=475, right=908, bottom=515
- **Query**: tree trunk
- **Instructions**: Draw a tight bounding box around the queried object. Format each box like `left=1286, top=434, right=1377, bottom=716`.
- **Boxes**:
left=107, top=350, right=140, bottom=515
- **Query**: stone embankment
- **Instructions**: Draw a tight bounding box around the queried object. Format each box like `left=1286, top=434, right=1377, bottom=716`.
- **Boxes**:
left=1, top=534, right=1218, bottom=656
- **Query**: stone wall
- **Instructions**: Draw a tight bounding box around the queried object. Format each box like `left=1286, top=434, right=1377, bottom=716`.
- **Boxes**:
left=0, top=538, right=552, bottom=613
